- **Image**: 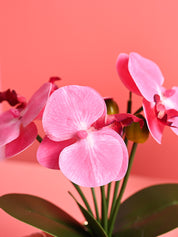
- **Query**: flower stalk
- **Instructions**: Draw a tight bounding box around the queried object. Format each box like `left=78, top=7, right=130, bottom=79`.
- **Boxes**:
left=91, top=188, right=100, bottom=222
left=106, top=182, right=112, bottom=209
left=108, top=142, right=138, bottom=236
left=72, top=183, right=93, bottom=216
left=109, top=181, right=120, bottom=222
left=100, top=185, right=108, bottom=233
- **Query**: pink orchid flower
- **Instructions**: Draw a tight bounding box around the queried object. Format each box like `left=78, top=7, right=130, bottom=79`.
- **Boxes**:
left=0, top=78, right=60, bottom=159
left=37, top=85, right=128, bottom=187
left=116, top=52, right=178, bottom=143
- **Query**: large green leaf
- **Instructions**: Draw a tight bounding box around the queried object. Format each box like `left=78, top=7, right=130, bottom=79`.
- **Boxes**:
left=113, top=184, right=178, bottom=237
left=69, top=192, right=108, bottom=237
left=0, top=193, right=90, bottom=237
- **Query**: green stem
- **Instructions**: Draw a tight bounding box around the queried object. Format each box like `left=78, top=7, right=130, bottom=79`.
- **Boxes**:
left=134, top=106, right=143, bottom=115
left=127, top=91, right=132, bottom=113
left=124, top=91, right=132, bottom=147
left=36, top=134, right=42, bottom=143
left=100, top=186, right=108, bottom=233
left=72, top=183, right=93, bottom=216
left=106, top=182, right=111, bottom=209
left=91, top=188, right=100, bottom=222
left=108, top=142, right=138, bottom=236
left=109, top=181, right=120, bottom=220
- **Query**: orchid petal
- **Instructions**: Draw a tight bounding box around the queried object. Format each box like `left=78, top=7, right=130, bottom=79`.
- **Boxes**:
left=0, top=110, right=21, bottom=146
left=143, top=99, right=164, bottom=144
left=59, top=128, right=128, bottom=187
left=22, top=82, right=52, bottom=127
left=128, top=52, right=164, bottom=101
left=37, top=136, right=76, bottom=170
left=43, top=85, right=106, bottom=142
left=5, top=122, right=37, bottom=158
left=116, top=53, right=141, bottom=95
left=105, top=114, right=115, bottom=126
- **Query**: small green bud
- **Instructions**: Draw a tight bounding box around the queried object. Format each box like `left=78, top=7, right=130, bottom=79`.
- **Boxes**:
left=125, top=114, right=149, bottom=143
left=104, top=98, right=119, bottom=115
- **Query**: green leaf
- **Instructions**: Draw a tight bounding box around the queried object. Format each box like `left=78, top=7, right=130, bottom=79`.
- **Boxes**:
left=0, top=193, right=90, bottom=237
left=69, top=192, right=108, bottom=237
left=113, top=184, right=178, bottom=237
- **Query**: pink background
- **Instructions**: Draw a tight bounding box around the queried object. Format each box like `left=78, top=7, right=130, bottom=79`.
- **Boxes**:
left=0, top=1, right=178, bottom=179
left=0, top=1, right=178, bottom=236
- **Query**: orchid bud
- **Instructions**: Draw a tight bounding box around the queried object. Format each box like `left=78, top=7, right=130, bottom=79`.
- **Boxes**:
left=125, top=114, right=149, bottom=143
left=104, top=98, right=119, bottom=115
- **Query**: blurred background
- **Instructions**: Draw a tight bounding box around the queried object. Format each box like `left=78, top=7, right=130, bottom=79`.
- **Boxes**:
left=0, top=0, right=178, bottom=179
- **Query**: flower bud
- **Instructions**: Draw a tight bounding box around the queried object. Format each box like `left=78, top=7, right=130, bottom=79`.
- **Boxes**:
left=125, top=114, right=149, bottom=143
left=104, top=98, right=119, bottom=115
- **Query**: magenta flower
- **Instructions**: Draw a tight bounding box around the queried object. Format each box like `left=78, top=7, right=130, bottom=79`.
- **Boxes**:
left=0, top=79, right=59, bottom=159
left=37, top=85, right=128, bottom=187
left=116, top=52, right=178, bottom=143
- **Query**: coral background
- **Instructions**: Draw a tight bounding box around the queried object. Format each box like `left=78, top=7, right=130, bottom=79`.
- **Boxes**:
left=0, top=0, right=178, bottom=180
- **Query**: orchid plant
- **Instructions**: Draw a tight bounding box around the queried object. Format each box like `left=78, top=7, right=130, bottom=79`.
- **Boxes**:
left=0, top=52, right=178, bottom=237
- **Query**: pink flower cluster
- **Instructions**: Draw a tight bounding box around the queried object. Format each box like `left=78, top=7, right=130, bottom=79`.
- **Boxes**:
left=0, top=79, right=131, bottom=187
left=1, top=52, right=177, bottom=187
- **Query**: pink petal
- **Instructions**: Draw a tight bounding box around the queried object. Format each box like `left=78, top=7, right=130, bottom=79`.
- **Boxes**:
left=37, top=136, right=76, bottom=169
left=43, top=85, right=106, bottom=141
left=129, top=53, right=164, bottom=101
left=116, top=53, right=141, bottom=95
left=5, top=122, right=37, bottom=158
left=0, top=110, right=21, bottom=146
left=143, top=99, right=164, bottom=144
left=22, top=82, right=52, bottom=127
left=105, top=114, right=115, bottom=126
left=59, top=128, right=128, bottom=187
